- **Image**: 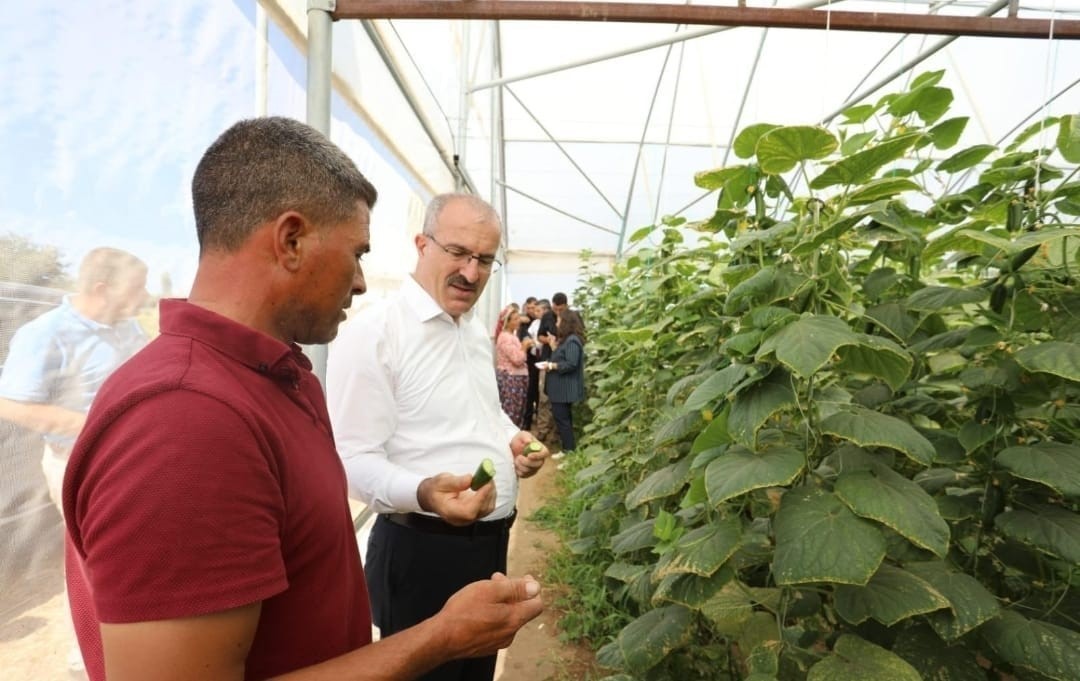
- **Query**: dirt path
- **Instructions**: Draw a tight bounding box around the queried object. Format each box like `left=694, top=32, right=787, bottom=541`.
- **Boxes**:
left=497, top=459, right=595, bottom=681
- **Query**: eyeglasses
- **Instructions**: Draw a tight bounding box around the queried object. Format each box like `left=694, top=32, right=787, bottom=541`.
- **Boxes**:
left=426, top=234, right=502, bottom=273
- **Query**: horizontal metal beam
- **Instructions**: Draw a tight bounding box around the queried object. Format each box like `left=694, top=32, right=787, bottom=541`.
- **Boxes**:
left=333, top=1, right=1080, bottom=39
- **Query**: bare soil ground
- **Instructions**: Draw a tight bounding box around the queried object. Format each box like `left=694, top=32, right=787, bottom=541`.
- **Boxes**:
left=497, top=458, right=600, bottom=681
left=0, top=533, right=73, bottom=680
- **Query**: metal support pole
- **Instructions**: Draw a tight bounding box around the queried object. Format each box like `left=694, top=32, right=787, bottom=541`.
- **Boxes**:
left=256, top=2, right=268, bottom=116
left=456, top=22, right=471, bottom=192
left=333, top=0, right=1080, bottom=39
left=361, top=20, right=476, bottom=193
left=492, top=22, right=509, bottom=250
left=306, top=0, right=335, bottom=383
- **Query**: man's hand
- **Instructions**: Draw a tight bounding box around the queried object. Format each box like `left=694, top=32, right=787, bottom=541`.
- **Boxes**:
left=417, top=472, right=496, bottom=526
left=510, top=431, right=548, bottom=479
left=434, top=573, right=543, bottom=660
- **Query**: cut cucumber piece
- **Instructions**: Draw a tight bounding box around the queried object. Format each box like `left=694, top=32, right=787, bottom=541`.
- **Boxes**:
left=470, top=458, right=496, bottom=490
left=526, top=441, right=543, bottom=455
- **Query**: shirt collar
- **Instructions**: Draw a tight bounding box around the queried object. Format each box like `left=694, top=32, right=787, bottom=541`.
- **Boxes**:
left=59, top=296, right=112, bottom=332
left=402, top=275, right=474, bottom=325
left=157, top=299, right=310, bottom=381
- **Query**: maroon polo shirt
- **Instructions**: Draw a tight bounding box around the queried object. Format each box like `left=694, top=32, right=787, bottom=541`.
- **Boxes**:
left=64, top=299, right=371, bottom=681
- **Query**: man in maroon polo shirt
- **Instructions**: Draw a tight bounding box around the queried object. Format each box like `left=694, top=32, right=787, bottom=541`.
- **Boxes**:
left=62, top=117, right=543, bottom=681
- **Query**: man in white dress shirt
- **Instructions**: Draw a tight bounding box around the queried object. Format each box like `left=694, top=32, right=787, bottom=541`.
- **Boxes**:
left=327, top=193, right=549, bottom=681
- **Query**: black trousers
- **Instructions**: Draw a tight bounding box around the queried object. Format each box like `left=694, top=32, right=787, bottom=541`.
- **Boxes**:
left=522, top=360, right=540, bottom=430
left=365, top=515, right=510, bottom=681
left=551, top=401, right=576, bottom=451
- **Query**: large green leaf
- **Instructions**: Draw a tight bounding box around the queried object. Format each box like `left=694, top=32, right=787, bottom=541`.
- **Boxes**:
left=893, top=625, right=987, bottom=681
left=691, top=408, right=732, bottom=454
left=928, top=116, right=969, bottom=150
left=653, top=410, right=703, bottom=447
left=1014, top=341, right=1080, bottom=383
left=705, top=444, right=805, bottom=505
left=1007, top=115, right=1060, bottom=152
left=758, top=315, right=859, bottom=380
left=847, top=177, right=921, bottom=205
left=698, top=579, right=754, bottom=634
left=820, top=406, right=936, bottom=466
left=954, top=228, right=1013, bottom=254
left=835, top=466, right=950, bottom=557
left=728, top=378, right=796, bottom=446
left=694, top=164, right=748, bottom=191
left=807, top=634, right=921, bottom=681
left=605, top=562, right=650, bottom=584
left=834, top=564, right=950, bottom=626
left=936, top=144, right=996, bottom=173
left=887, top=85, right=954, bottom=124
left=835, top=335, right=913, bottom=391
left=864, top=301, right=917, bottom=339
left=995, top=505, right=1080, bottom=563
left=841, top=130, right=876, bottom=156
left=810, top=133, right=921, bottom=189
left=596, top=605, right=694, bottom=672
left=773, top=486, right=885, bottom=585
left=655, top=518, right=743, bottom=579
left=685, top=363, right=751, bottom=410
left=731, top=221, right=797, bottom=251
left=905, top=285, right=989, bottom=311
left=905, top=561, right=1000, bottom=640
left=842, top=103, right=877, bottom=124
left=611, top=518, right=658, bottom=555
left=1058, top=113, right=1080, bottom=163
left=725, top=266, right=813, bottom=315
left=980, top=610, right=1080, bottom=681
left=755, top=125, right=838, bottom=175
left=718, top=164, right=760, bottom=210
left=745, top=644, right=780, bottom=678
left=626, top=456, right=694, bottom=509
left=996, top=442, right=1080, bottom=499
left=651, top=565, right=734, bottom=608
left=734, top=122, right=782, bottom=159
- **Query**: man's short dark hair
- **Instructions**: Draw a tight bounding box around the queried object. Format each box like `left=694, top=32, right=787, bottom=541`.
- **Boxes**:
left=192, top=117, right=378, bottom=253
left=524, top=296, right=537, bottom=305
left=552, top=292, right=568, bottom=306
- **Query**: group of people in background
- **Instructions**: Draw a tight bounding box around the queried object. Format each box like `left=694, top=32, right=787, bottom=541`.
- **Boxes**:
left=494, top=292, right=587, bottom=456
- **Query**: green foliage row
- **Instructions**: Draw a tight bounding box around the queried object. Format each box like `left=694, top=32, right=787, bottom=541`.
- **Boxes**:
left=552, top=71, right=1080, bottom=681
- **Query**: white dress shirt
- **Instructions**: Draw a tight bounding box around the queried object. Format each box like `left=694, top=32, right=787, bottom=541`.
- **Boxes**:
left=327, top=276, right=520, bottom=520
left=527, top=318, right=542, bottom=358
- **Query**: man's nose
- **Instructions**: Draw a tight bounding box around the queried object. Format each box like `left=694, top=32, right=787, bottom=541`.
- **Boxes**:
left=353, top=269, right=367, bottom=295
left=460, top=257, right=482, bottom=282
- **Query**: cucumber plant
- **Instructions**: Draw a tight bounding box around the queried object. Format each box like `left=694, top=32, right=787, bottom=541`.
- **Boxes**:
left=552, top=72, right=1080, bottom=680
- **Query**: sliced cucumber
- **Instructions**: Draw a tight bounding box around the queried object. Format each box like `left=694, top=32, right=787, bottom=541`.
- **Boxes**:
left=470, top=457, right=496, bottom=490
left=526, top=441, right=543, bottom=455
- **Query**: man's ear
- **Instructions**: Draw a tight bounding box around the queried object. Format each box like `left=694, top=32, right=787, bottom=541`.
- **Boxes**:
left=414, top=232, right=426, bottom=256
left=271, top=211, right=311, bottom=272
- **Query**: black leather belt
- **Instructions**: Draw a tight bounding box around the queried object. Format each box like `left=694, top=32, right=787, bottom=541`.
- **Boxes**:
left=383, top=509, right=516, bottom=537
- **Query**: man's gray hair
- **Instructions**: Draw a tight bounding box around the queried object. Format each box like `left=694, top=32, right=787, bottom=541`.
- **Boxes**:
left=422, top=193, right=501, bottom=237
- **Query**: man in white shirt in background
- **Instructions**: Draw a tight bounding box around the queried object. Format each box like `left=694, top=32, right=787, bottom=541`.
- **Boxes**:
left=327, top=192, right=550, bottom=681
